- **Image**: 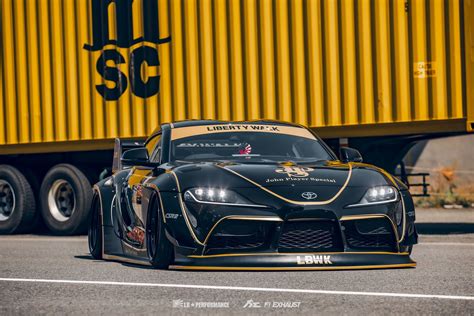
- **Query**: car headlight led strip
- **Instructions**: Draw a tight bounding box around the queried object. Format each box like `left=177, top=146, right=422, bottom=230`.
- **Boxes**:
left=347, top=185, right=398, bottom=207
left=184, top=188, right=268, bottom=208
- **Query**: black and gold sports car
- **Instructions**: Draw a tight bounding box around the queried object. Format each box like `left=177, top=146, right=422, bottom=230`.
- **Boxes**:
left=88, top=120, right=417, bottom=270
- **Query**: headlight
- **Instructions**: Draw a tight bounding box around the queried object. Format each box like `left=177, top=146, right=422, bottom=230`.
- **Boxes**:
left=184, top=188, right=268, bottom=208
left=348, top=186, right=398, bottom=207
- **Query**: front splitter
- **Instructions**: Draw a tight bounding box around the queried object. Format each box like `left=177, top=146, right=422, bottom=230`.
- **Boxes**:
left=170, top=252, right=416, bottom=271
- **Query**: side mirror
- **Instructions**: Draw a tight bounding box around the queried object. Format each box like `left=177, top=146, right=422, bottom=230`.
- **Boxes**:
left=340, top=147, right=363, bottom=163
left=121, top=148, right=152, bottom=167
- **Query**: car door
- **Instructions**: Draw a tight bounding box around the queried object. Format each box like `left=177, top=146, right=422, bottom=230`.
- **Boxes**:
left=117, top=133, right=162, bottom=249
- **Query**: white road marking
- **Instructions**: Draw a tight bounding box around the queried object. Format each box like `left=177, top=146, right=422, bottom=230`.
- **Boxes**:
left=0, top=237, right=85, bottom=242
left=419, top=242, right=474, bottom=246
left=0, top=278, right=472, bottom=301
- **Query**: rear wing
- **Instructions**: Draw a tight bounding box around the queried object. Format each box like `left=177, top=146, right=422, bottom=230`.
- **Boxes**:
left=112, top=138, right=145, bottom=174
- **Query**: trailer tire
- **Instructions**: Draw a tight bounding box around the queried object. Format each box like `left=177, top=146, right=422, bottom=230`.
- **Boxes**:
left=40, top=164, right=92, bottom=235
left=0, top=165, right=36, bottom=234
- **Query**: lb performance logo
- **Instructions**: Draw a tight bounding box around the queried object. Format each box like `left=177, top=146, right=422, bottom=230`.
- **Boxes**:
left=84, top=0, right=171, bottom=101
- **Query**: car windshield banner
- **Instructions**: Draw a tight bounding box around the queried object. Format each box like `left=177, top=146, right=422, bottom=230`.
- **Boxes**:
left=171, top=124, right=316, bottom=140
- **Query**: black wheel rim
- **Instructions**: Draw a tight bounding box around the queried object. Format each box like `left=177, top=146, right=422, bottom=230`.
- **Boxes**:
left=0, top=180, right=15, bottom=221
left=147, top=197, right=160, bottom=260
left=88, top=196, right=100, bottom=253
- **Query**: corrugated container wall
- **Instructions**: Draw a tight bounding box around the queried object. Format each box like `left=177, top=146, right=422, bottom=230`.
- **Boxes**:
left=0, top=0, right=472, bottom=148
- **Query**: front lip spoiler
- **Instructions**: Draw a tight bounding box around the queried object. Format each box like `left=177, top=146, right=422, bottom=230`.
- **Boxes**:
left=170, top=252, right=416, bottom=271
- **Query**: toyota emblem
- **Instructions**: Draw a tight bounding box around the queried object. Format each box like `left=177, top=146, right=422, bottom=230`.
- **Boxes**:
left=301, top=192, right=318, bottom=200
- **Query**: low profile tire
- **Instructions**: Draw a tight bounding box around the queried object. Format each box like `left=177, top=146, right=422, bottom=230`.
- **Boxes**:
left=40, top=164, right=93, bottom=235
left=0, top=165, right=36, bottom=234
left=88, top=192, right=103, bottom=259
left=146, top=195, right=173, bottom=269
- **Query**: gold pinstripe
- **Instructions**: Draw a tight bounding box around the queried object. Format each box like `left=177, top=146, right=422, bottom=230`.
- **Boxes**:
left=170, top=171, right=205, bottom=245
left=216, top=164, right=352, bottom=206
left=170, top=263, right=416, bottom=271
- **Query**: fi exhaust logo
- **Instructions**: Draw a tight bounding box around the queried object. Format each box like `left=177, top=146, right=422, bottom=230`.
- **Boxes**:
left=84, top=0, right=171, bottom=101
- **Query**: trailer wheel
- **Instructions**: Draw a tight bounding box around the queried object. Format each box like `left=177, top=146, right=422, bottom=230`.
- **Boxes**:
left=0, top=165, right=36, bottom=234
left=40, top=164, right=92, bottom=235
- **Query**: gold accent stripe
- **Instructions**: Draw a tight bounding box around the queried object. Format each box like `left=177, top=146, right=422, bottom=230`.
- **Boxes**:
left=399, top=193, right=407, bottom=243
left=170, top=263, right=416, bottom=271
left=217, top=164, right=352, bottom=206
left=340, top=214, right=386, bottom=221
left=143, top=183, right=168, bottom=224
left=188, top=251, right=409, bottom=259
left=170, top=171, right=205, bottom=245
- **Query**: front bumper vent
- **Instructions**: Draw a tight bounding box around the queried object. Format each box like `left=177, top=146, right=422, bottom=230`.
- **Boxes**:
left=341, top=217, right=397, bottom=252
left=205, top=220, right=274, bottom=254
left=278, top=220, right=344, bottom=252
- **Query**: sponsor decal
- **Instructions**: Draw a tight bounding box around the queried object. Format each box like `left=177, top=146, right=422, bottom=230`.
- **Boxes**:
left=265, top=177, right=337, bottom=184
left=206, top=125, right=280, bottom=132
left=275, top=166, right=314, bottom=178
left=243, top=300, right=261, bottom=308
left=177, top=142, right=242, bottom=148
left=171, top=125, right=317, bottom=141
left=84, top=0, right=171, bottom=100
left=296, top=255, right=332, bottom=265
left=243, top=300, right=301, bottom=309
left=239, top=144, right=252, bottom=155
left=266, top=165, right=337, bottom=184
left=172, top=299, right=229, bottom=309
left=301, top=192, right=318, bottom=200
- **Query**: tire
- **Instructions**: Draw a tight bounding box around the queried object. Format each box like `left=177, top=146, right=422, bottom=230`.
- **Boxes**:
left=17, top=167, right=46, bottom=233
left=40, top=164, right=93, bottom=235
left=0, top=165, right=36, bottom=234
left=146, top=195, right=173, bottom=269
left=88, top=192, right=103, bottom=259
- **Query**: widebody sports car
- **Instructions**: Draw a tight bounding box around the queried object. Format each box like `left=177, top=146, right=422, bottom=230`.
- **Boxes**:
left=88, top=120, right=417, bottom=270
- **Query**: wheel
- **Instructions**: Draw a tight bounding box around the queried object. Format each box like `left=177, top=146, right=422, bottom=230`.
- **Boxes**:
left=88, top=192, right=103, bottom=259
left=146, top=195, right=173, bottom=269
left=0, top=165, right=36, bottom=234
left=39, top=164, right=93, bottom=235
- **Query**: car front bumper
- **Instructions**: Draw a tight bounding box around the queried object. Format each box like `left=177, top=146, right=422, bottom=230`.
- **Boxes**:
left=171, top=251, right=416, bottom=271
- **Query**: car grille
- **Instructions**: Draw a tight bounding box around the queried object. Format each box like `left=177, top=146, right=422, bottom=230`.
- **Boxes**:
left=342, top=217, right=397, bottom=251
left=278, top=220, right=344, bottom=252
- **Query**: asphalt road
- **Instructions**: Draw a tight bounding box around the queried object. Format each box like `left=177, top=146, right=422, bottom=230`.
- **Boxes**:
left=0, top=209, right=473, bottom=315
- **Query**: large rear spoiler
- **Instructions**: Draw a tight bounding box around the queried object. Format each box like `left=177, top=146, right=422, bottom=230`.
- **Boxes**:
left=112, top=138, right=145, bottom=173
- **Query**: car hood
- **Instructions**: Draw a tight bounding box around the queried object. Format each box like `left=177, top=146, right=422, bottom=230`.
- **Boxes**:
left=171, top=160, right=373, bottom=203
left=222, top=162, right=350, bottom=186
left=221, top=161, right=351, bottom=202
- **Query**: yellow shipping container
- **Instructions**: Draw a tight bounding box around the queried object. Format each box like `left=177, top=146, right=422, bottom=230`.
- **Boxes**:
left=0, top=0, right=473, bottom=154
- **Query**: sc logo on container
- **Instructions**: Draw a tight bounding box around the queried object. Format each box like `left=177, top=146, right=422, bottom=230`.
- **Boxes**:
left=83, top=0, right=171, bottom=101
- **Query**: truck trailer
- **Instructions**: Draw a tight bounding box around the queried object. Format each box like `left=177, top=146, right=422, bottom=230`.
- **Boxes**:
left=0, top=0, right=473, bottom=235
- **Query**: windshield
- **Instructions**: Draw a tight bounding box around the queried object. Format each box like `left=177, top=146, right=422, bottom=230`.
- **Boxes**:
left=170, top=124, right=333, bottom=163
